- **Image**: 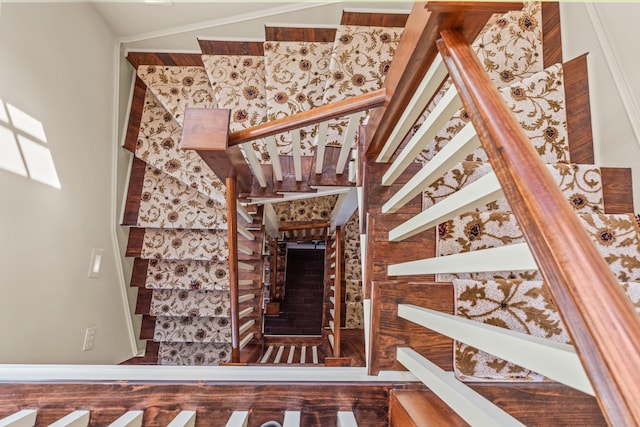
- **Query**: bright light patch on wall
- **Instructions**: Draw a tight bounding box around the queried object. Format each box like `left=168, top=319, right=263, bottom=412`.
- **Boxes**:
left=88, top=248, right=104, bottom=279
left=17, top=135, right=61, bottom=189
left=0, top=99, right=61, bottom=189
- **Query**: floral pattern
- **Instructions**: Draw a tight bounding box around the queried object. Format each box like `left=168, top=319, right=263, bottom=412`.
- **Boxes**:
left=150, top=289, right=230, bottom=317
left=343, top=211, right=364, bottom=329
left=141, top=228, right=228, bottom=261
left=159, top=342, right=231, bottom=366
left=321, top=25, right=403, bottom=147
left=423, top=162, right=604, bottom=214
left=137, top=66, right=216, bottom=126
left=454, top=278, right=569, bottom=382
left=145, top=259, right=229, bottom=291
left=136, top=89, right=226, bottom=203
left=420, top=64, right=569, bottom=165
left=438, top=212, right=640, bottom=282
left=264, top=41, right=334, bottom=156
left=154, top=316, right=230, bottom=343
left=201, top=54, right=268, bottom=162
left=346, top=301, right=364, bottom=329
left=138, top=165, right=227, bottom=229
left=274, top=195, right=337, bottom=222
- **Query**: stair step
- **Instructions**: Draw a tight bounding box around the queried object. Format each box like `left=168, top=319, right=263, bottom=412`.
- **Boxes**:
left=135, top=88, right=226, bottom=202
left=158, top=342, right=231, bottom=366
left=136, top=65, right=215, bottom=127
left=150, top=289, right=230, bottom=317
left=452, top=278, right=640, bottom=382
left=437, top=212, right=640, bottom=282
left=144, top=259, right=230, bottom=291
left=154, top=316, right=230, bottom=343
left=128, top=228, right=228, bottom=261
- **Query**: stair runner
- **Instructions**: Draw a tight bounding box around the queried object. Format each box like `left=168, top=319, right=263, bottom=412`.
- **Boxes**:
left=127, top=13, right=400, bottom=364
left=412, top=3, right=640, bottom=382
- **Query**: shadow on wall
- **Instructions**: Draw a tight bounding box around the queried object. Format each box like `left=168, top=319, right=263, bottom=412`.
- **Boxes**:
left=0, top=99, right=61, bottom=189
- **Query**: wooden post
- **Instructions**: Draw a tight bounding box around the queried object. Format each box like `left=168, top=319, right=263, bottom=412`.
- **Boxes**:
left=334, top=226, right=343, bottom=357
left=226, top=176, right=241, bottom=363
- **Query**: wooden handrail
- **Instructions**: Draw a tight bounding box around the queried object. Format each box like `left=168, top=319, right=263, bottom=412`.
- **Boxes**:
left=279, top=222, right=330, bottom=232
left=228, top=89, right=386, bottom=146
left=364, top=2, right=522, bottom=160
left=334, top=226, right=343, bottom=357
left=226, top=176, right=241, bottom=363
left=438, top=29, right=640, bottom=426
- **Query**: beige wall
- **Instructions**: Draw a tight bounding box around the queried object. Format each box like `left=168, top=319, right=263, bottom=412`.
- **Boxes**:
left=0, top=3, right=136, bottom=363
left=561, top=3, right=640, bottom=210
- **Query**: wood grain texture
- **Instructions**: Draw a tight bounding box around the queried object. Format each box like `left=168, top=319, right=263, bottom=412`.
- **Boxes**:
left=227, top=177, right=241, bottom=363
left=542, top=1, right=563, bottom=68
left=279, top=221, right=330, bottom=232
left=308, top=146, right=357, bottom=187
left=271, top=156, right=315, bottom=193
left=439, top=29, right=640, bottom=426
left=120, top=341, right=159, bottom=365
left=369, top=281, right=453, bottom=375
left=390, top=389, right=466, bottom=427
left=364, top=2, right=522, bottom=158
left=130, top=258, right=150, bottom=288
left=0, top=382, right=425, bottom=426
left=265, top=27, right=337, bottom=42
left=126, top=228, right=146, bottom=257
left=140, top=314, right=156, bottom=340
left=126, top=53, right=203, bottom=69
left=341, top=328, right=366, bottom=367
left=135, top=287, right=152, bottom=315
left=124, top=77, right=148, bottom=152
left=228, top=89, right=385, bottom=146
left=122, top=157, right=146, bottom=226
left=198, top=40, right=264, bottom=56
left=564, top=54, right=595, bottom=164
left=340, top=12, right=409, bottom=27
left=334, top=226, right=343, bottom=356
left=601, top=167, right=634, bottom=214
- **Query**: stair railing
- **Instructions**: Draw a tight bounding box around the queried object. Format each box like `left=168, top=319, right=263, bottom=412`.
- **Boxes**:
left=362, top=5, right=640, bottom=424
left=324, top=226, right=344, bottom=358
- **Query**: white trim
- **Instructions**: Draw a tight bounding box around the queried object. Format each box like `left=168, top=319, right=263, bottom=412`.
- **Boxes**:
left=336, top=112, right=364, bottom=174
left=196, top=36, right=264, bottom=42
left=240, top=333, right=254, bottom=350
left=118, top=3, right=333, bottom=44
left=167, top=411, right=196, bottom=427
left=123, top=47, right=202, bottom=56
left=49, top=411, right=90, bottom=427
left=585, top=3, right=640, bottom=151
left=336, top=412, right=358, bottom=427
left=108, top=411, right=144, bottom=427
left=111, top=42, right=141, bottom=358
left=250, top=186, right=352, bottom=205
left=399, top=305, right=593, bottom=395
left=225, top=411, right=248, bottom=427
left=260, top=346, right=275, bottom=364
left=283, top=411, right=301, bottom=427
left=397, top=348, right=526, bottom=427
left=0, top=410, right=37, bottom=427
left=239, top=320, right=255, bottom=336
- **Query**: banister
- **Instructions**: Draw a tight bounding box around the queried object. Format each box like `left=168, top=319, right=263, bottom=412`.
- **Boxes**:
left=228, top=89, right=386, bottom=146
left=334, top=226, right=343, bottom=358
left=226, top=176, right=241, bottom=363
left=364, top=2, right=523, bottom=160
left=438, top=29, right=640, bottom=426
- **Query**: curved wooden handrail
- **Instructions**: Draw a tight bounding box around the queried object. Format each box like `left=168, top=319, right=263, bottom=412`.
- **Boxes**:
left=438, top=29, right=640, bottom=426
left=226, top=176, right=241, bottom=363
left=228, top=89, right=386, bottom=146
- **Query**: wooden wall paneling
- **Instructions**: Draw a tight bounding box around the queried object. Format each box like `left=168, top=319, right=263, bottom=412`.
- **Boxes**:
left=122, top=157, right=146, bottom=226
left=601, top=167, right=635, bottom=214
left=564, top=54, right=595, bottom=164
left=369, top=280, right=453, bottom=375
left=542, top=1, right=563, bottom=68
left=265, top=27, right=337, bottom=42
left=123, top=77, right=148, bottom=153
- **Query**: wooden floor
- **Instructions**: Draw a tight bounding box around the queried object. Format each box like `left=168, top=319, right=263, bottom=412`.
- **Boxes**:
left=264, top=248, right=325, bottom=335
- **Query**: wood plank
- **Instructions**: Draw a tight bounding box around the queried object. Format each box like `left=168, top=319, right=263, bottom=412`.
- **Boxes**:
left=227, top=177, right=241, bottom=364
left=124, top=77, right=148, bottom=153
left=126, top=53, right=203, bottom=69
left=265, top=27, right=337, bottom=42
left=272, top=156, right=315, bottom=193
left=130, top=259, right=150, bottom=288
left=198, top=40, right=264, bottom=56
left=369, top=281, right=453, bottom=375
left=542, top=1, right=563, bottom=68
left=564, top=54, right=595, bottom=164
left=363, top=162, right=423, bottom=216
left=122, top=157, right=146, bottom=226
left=340, top=328, right=366, bottom=367
left=390, top=389, right=466, bottom=427
left=140, top=315, right=156, bottom=340
left=126, top=228, right=146, bottom=258
left=0, top=383, right=423, bottom=426
left=135, top=288, right=152, bottom=315
left=340, top=12, right=409, bottom=27
left=601, top=167, right=634, bottom=214
left=119, top=341, right=159, bottom=365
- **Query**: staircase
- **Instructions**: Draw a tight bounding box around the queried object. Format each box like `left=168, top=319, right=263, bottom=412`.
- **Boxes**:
left=4, top=2, right=640, bottom=425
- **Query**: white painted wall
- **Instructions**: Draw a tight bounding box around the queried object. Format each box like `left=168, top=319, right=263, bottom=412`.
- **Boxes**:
left=0, top=3, right=136, bottom=363
left=561, top=3, right=640, bottom=210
